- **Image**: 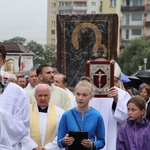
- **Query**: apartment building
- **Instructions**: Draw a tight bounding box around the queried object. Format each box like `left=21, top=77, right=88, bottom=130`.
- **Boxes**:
left=121, top=0, right=148, bottom=47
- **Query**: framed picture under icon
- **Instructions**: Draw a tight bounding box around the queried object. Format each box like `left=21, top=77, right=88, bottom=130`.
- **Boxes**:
left=86, top=60, right=114, bottom=97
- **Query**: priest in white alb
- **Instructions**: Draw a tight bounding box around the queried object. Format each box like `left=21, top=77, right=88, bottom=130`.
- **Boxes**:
left=30, top=83, right=65, bottom=150
left=89, top=59, right=131, bottom=150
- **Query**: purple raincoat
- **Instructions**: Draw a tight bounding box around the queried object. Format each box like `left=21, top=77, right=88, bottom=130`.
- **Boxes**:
left=117, top=118, right=150, bottom=150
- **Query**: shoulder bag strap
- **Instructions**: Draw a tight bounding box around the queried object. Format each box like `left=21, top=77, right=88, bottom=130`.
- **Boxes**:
left=71, top=110, right=82, bottom=131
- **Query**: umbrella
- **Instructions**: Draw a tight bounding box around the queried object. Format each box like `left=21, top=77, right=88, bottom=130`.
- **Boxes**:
left=135, top=69, right=150, bottom=85
left=135, top=69, right=150, bottom=78
left=121, top=72, right=131, bottom=83
left=123, top=75, right=143, bottom=90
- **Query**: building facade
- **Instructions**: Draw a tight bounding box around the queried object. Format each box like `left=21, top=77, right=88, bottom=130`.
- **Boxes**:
left=121, top=0, right=149, bottom=47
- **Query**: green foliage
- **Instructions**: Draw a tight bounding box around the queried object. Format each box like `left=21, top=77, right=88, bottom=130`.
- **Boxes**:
left=118, top=37, right=150, bottom=75
left=3, top=36, right=27, bottom=46
left=3, top=37, right=56, bottom=68
left=25, top=41, right=56, bottom=67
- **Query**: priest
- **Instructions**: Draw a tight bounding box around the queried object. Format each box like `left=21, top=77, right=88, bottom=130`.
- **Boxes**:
left=30, top=83, right=65, bottom=150
left=0, top=43, right=39, bottom=150
left=89, top=59, right=131, bottom=150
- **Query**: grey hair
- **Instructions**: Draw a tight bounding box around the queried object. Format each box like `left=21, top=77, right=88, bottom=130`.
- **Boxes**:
left=34, top=83, right=51, bottom=95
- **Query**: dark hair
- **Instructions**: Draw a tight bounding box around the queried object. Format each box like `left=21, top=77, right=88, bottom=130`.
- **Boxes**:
left=36, top=64, right=51, bottom=76
left=126, top=87, right=135, bottom=94
left=17, top=75, right=25, bottom=82
left=139, top=83, right=150, bottom=97
left=127, top=96, right=146, bottom=111
left=0, top=42, right=7, bottom=59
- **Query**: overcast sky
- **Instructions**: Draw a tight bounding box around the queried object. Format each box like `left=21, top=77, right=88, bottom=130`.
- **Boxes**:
left=0, top=0, right=47, bottom=44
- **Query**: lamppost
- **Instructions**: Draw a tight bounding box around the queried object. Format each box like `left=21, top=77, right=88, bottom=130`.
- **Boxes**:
left=143, top=58, right=148, bottom=70
left=139, top=66, right=142, bottom=71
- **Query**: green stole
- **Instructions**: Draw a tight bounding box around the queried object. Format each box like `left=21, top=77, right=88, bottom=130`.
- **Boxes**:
left=30, top=102, right=56, bottom=146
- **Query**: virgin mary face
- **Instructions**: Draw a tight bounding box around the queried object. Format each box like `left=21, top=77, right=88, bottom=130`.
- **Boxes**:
left=7, top=59, right=14, bottom=69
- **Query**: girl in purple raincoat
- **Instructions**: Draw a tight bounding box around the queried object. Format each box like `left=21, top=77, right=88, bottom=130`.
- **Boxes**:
left=117, top=96, right=150, bottom=150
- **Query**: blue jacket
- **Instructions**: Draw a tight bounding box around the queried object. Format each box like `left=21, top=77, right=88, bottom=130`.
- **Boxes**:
left=57, top=107, right=105, bottom=150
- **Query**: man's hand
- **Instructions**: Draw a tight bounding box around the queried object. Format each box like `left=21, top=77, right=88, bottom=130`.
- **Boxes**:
left=107, top=87, right=118, bottom=103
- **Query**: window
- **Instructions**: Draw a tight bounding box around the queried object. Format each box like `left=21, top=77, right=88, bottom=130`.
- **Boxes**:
left=126, top=29, right=129, bottom=39
left=74, top=2, right=86, bottom=7
left=110, top=0, right=116, bottom=6
left=126, top=0, right=130, bottom=6
left=132, top=14, right=142, bottom=21
left=59, top=2, right=71, bottom=7
left=126, top=14, right=130, bottom=25
left=51, top=30, right=55, bottom=35
left=51, top=21, right=56, bottom=26
left=92, top=11, right=96, bottom=14
left=52, top=12, right=56, bottom=16
left=52, top=2, right=56, bottom=7
left=91, top=2, right=96, bottom=6
left=132, top=29, right=142, bottom=35
left=51, top=39, right=55, bottom=44
left=133, top=0, right=142, bottom=6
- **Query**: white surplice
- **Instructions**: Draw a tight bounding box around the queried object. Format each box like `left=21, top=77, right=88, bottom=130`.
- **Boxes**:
left=89, top=87, right=131, bottom=150
left=32, top=103, right=65, bottom=150
left=0, top=82, right=37, bottom=150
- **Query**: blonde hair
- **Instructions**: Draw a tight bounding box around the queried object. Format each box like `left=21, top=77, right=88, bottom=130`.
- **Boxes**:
left=74, top=81, right=95, bottom=94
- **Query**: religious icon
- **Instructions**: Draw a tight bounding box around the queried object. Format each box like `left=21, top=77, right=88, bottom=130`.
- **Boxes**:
left=86, top=60, right=114, bottom=97
left=57, top=14, right=118, bottom=88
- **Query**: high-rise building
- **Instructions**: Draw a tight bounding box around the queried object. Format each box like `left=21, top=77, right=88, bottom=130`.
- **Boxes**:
left=121, top=0, right=149, bottom=47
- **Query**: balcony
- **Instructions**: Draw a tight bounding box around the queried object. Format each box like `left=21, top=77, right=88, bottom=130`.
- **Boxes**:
left=58, top=6, right=73, bottom=11
left=72, top=6, right=87, bottom=10
left=121, top=6, right=144, bottom=11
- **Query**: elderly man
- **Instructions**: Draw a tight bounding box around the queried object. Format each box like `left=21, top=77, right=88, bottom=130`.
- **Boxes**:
left=0, top=42, right=39, bottom=149
left=54, top=73, right=75, bottom=106
left=28, top=64, right=72, bottom=111
left=30, top=83, right=64, bottom=150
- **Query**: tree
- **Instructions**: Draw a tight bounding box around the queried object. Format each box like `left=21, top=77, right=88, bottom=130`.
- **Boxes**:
left=44, top=44, right=56, bottom=67
left=118, top=37, right=150, bottom=75
left=25, top=41, right=56, bottom=67
left=3, top=36, right=27, bottom=46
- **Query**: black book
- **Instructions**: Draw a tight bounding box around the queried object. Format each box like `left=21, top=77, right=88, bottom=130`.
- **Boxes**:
left=68, top=131, right=88, bottom=150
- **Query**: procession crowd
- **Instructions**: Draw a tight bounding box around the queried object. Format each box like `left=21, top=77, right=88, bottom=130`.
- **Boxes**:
left=0, top=42, right=150, bottom=150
